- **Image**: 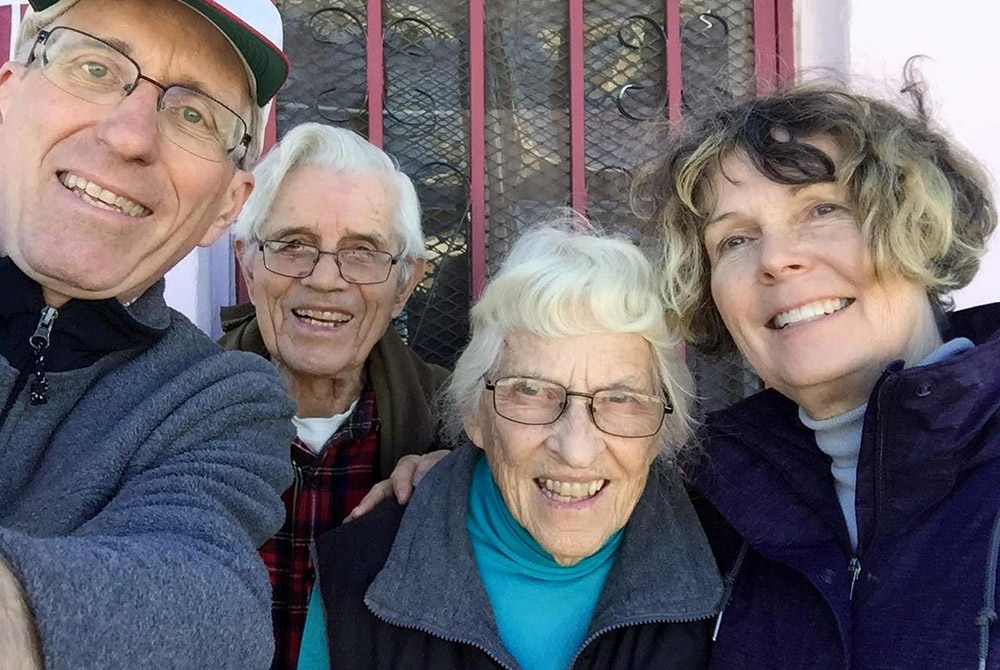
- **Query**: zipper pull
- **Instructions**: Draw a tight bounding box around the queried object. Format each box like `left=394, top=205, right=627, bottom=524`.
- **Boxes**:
left=848, top=556, right=862, bottom=600
left=29, top=306, right=59, bottom=406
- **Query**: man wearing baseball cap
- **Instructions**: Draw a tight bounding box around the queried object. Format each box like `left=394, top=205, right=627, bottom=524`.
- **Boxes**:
left=0, top=1, right=294, bottom=668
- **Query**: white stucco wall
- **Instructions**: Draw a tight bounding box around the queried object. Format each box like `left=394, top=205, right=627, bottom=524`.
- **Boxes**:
left=796, top=0, right=1000, bottom=309
left=163, top=235, right=235, bottom=339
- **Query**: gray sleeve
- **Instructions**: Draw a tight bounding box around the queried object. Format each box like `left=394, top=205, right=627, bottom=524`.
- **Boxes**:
left=0, top=357, right=295, bottom=670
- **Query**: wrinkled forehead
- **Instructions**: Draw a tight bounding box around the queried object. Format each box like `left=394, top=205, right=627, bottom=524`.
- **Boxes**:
left=47, top=0, right=252, bottom=112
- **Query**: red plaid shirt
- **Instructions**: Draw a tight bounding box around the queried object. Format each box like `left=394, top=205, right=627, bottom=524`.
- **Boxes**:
left=260, top=385, right=379, bottom=670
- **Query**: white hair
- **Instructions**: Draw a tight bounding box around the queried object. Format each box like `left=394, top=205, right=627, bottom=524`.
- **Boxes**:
left=444, top=216, right=694, bottom=453
left=15, top=0, right=265, bottom=167
left=233, top=122, right=426, bottom=278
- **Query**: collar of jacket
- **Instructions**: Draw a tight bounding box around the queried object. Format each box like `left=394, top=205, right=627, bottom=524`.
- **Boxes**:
left=364, top=443, right=724, bottom=667
left=694, top=302, right=1000, bottom=559
left=218, top=303, right=449, bottom=478
left=0, top=256, right=169, bottom=371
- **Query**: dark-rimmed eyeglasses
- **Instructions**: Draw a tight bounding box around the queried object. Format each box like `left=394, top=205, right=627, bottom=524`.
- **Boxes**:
left=258, top=239, right=400, bottom=284
left=484, top=376, right=671, bottom=438
left=28, top=27, right=251, bottom=165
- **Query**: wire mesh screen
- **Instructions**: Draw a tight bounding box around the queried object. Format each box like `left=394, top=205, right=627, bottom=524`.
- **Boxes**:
left=482, top=1, right=573, bottom=269
left=382, top=3, right=471, bottom=368
left=273, top=0, right=765, bottom=403
left=277, top=1, right=369, bottom=136
left=681, top=0, right=757, bottom=114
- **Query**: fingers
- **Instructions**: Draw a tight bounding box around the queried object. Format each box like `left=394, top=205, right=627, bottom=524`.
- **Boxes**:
left=342, top=450, right=451, bottom=523
left=411, top=449, right=450, bottom=487
left=343, top=480, right=392, bottom=523
left=390, top=455, right=422, bottom=505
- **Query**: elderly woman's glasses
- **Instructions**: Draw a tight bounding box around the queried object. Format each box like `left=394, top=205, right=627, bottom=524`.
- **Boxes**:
left=258, top=239, right=400, bottom=284
left=28, top=27, right=251, bottom=164
left=484, top=376, right=670, bottom=439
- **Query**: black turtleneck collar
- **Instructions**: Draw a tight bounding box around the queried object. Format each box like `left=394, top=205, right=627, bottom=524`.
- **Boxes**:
left=0, top=256, right=167, bottom=374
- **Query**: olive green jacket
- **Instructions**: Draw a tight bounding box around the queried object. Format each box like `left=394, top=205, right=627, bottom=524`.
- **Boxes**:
left=218, top=303, right=450, bottom=478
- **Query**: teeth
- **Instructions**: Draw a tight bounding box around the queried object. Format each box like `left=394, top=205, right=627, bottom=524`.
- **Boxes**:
left=539, top=478, right=605, bottom=501
left=58, top=172, right=149, bottom=218
left=294, top=309, right=351, bottom=324
left=772, top=298, right=850, bottom=329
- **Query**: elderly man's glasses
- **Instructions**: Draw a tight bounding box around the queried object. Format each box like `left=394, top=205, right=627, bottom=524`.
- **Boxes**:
left=484, top=376, right=671, bottom=439
left=28, top=27, right=251, bottom=164
left=258, top=239, right=400, bottom=284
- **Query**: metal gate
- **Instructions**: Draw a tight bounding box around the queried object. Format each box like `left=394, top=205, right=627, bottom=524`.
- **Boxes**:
left=265, top=0, right=793, bottom=410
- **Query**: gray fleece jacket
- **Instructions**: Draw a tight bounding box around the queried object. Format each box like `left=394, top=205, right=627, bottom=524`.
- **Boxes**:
left=0, top=262, right=295, bottom=670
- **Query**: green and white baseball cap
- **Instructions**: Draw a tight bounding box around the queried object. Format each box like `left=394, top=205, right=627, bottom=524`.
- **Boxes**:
left=28, top=0, right=289, bottom=107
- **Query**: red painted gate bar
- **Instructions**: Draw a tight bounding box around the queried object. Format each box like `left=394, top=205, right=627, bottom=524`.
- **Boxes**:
left=365, top=0, right=385, bottom=148
left=776, top=0, right=795, bottom=85
left=753, top=0, right=778, bottom=94
left=468, top=0, right=487, bottom=300
left=2, top=1, right=29, bottom=62
left=665, top=0, right=683, bottom=124
left=568, top=0, right=587, bottom=215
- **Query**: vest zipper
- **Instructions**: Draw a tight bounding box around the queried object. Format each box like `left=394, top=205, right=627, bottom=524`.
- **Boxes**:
left=29, top=306, right=59, bottom=405
left=568, top=612, right=717, bottom=669
left=364, top=599, right=520, bottom=670
left=366, top=596, right=717, bottom=670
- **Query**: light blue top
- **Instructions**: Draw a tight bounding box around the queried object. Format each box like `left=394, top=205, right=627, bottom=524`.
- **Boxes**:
left=799, top=337, right=974, bottom=551
left=467, top=455, right=623, bottom=670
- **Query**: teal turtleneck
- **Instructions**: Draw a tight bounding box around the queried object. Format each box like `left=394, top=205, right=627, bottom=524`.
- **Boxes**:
left=467, top=454, right=623, bottom=670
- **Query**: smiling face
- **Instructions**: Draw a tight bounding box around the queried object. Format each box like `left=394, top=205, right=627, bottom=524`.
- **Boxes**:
left=465, top=331, right=662, bottom=566
left=703, top=137, right=942, bottom=417
left=240, top=166, right=423, bottom=398
left=0, top=0, right=254, bottom=305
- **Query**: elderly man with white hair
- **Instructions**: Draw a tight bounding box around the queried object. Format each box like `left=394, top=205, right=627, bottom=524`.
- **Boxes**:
left=0, top=0, right=296, bottom=669
left=219, top=122, right=449, bottom=670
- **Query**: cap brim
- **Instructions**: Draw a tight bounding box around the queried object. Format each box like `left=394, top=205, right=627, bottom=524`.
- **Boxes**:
left=28, top=0, right=289, bottom=106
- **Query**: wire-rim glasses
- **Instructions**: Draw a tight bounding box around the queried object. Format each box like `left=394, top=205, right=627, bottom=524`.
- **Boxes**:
left=484, top=376, right=671, bottom=439
left=257, top=239, right=401, bottom=284
left=29, top=27, right=251, bottom=165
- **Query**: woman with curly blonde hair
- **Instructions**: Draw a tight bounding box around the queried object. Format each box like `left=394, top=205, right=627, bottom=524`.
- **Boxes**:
left=634, top=82, right=1000, bottom=669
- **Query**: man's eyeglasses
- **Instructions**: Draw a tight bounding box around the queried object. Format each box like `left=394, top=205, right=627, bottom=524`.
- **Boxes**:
left=28, top=27, right=251, bottom=165
left=258, top=239, right=401, bottom=284
left=484, top=376, right=671, bottom=439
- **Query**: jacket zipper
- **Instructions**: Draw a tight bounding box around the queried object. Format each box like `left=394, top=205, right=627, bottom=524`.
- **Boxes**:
left=0, top=306, right=60, bottom=422
left=713, top=541, right=750, bottom=640
left=848, top=556, right=861, bottom=600
left=29, top=306, right=59, bottom=405
left=847, top=372, right=898, bottom=603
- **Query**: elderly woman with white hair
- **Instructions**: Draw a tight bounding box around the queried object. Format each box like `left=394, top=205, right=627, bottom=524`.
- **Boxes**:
left=297, top=222, right=724, bottom=670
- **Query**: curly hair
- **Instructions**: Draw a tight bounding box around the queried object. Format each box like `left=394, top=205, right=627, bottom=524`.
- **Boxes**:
left=633, top=82, right=997, bottom=353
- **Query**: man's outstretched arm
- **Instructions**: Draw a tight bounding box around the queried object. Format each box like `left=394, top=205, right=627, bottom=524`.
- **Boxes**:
left=0, top=356, right=294, bottom=670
